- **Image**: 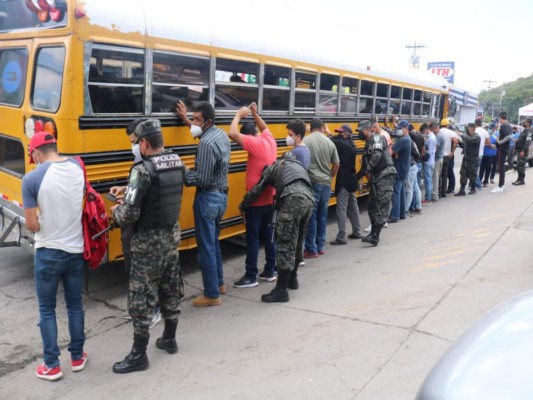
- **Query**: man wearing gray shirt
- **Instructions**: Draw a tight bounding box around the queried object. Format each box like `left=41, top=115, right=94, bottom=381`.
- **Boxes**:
left=302, top=118, right=340, bottom=258
left=176, top=101, right=230, bottom=307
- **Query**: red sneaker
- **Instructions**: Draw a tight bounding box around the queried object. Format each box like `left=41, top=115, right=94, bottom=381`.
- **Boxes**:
left=318, top=250, right=325, bottom=255
left=71, top=352, right=88, bottom=372
left=303, top=250, right=318, bottom=259
left=36, top=363, right=63, bottom=381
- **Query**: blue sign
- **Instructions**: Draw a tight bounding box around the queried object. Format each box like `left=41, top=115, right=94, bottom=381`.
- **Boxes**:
left=427, top=61, right=455, bottom=85
left=2, top=60, right=22, bottom=94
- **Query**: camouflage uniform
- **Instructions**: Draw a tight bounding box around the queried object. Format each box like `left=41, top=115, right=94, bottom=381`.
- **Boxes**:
left=357, top=133, right=396, bottom=229
left=240, top=154, right=314, bottom=302
left=113, top=154, right=183, bottom=336
left=458, top=132, right=481, bottom=189
left=515, top=127, right=532, bottom=176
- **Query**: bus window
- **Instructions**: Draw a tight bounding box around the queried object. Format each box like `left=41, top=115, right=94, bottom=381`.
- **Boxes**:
left=413, top=90, right=423, bottom=116
left=295, top=71, right=316, bottom=113
left=340, top=76, right=358, bottom=114
left=318, top=73, right=339, bottom=114
left=422, top=92, right=432, bottom=117
left=32, top=46, right=65, bottom=113
left=88, top=45, right=144, bottom=114
left=215, top=58, right=258, bottom=111
left=358, top=80, right=375, bottom=114
left=0, top=135, right=24, bottom=176
left=0, top=48, right=28, bottom=107
left=262, top=64, right=290, bottom=112
left=401, top=87, right=413, bottom=116
left=152, top=52, right=209, bottom=113
left=376, top=83, right=389, bottom=115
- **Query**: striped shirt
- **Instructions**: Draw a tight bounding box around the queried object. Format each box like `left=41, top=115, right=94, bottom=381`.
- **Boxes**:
left=185, top=125, right=230, bottom=189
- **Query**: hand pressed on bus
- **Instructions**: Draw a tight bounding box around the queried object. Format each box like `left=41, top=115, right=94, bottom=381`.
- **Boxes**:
left=175, top=100, right=191, bottom=127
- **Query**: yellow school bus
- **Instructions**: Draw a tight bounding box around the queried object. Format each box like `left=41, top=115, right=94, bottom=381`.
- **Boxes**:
left=0, top=0, right=449, bottom=262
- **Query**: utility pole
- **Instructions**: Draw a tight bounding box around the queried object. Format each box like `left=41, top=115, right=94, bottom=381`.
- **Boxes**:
left=483, top=79, right=497, bottom=119
left=499, top=83, right=505, bottom=115
left=406, top=42, right=425, bottom=68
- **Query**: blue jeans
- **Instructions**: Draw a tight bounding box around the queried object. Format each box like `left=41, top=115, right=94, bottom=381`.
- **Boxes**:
left=475, top=156, right=482, bottom=188
left=390, top=177, right=405, bottom=220
left=305, top=183, right=330, bottom=254
left=405, top=164, right=420, bottom=212
left=193, top=191, right=228, bottom=298
left=423, top=162, right=434, bottom=201
left=34, top=248, right=85, bottom=368
left=244, top=204, right=276, bottom=278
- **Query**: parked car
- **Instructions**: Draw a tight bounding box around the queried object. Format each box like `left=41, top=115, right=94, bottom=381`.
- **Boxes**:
left=416, top=291, right=533, bottom=400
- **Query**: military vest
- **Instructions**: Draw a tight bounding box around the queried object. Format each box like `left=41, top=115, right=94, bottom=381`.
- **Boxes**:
left=465, top=134, right=480, bottom=158
left=137, top=151, right=185, bottom=229
left=366, top=134, right=394, bottom=173
left=275, top=159, right=312, bottom=197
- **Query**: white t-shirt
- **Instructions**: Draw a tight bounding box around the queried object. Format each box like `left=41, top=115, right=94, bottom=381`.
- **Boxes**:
left=440, top=128, right=459, bottom=156
left=475, top=127, right=489, bottom=157
left=22, top=158, right=84, bottom=253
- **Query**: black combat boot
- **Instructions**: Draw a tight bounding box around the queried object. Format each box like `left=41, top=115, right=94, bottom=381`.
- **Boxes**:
left=113, top=333, right=150, bottom=373
left=363, top=224, right=380, bottom=246
left=513, top=173, right=525, bottom=185
left=468, top=185, right=477, bottom=195
left=454, top=185, right=466, bottom=196
left=261, top=270, right=289, bottom=303
left=288, top=264, right=299, bottom=290
left=156, top=319, right=178, bottom=354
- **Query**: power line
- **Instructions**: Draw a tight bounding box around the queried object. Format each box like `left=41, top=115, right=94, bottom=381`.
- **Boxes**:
left=405, top=41, right=425, bottom=68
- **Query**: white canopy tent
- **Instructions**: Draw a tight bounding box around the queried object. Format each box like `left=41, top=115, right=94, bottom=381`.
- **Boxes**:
left=519, top=103, right=533, bottom=118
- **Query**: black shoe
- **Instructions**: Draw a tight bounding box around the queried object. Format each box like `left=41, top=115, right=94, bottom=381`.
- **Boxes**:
left=387, top=218, right=398, bottom=223
left=440, top=193, right=447, bottom=198
left=261, top=286, right=289, bottom=303
left=330, top=238, right=347, bottom=245
left=113, top=334, right=150, bottom=374
left=233, top=275, right=258, bottom=288
left=513, top=180, right=525, bottom=186
left=454, top=190, right=466, bottom=196
left=446, top=188, right=454, bottom=194
left=287, top=273, right=299, bottom=290
left=348, top=233, right=362, bottom=239
left=468, top=187, right=477, bottom=195
left=155, top=319, right=178, bottom=354
left=361, top=233, right=379, bottom=246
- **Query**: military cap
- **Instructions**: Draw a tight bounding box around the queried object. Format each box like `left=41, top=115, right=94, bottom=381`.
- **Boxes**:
left=357, top=121, right=372, bottom=131
left=135, top=119, right=162, bottom=138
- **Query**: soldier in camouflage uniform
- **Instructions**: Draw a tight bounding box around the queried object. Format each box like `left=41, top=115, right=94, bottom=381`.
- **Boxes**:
left=110, top=120, right=185, bottom=373
left=355, top=121, right=396, bottom=246
left=512, top=118, right=532, bottom=186
left=240, top=152, right=314, bottom=303
left=455, top=123, right=481, bottom=196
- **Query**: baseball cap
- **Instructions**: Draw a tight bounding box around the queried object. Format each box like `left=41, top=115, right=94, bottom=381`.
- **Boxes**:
left=28, top=131, right=57, bottom=164
left=397, top=120, right=409, bottom=129
left=357, top=121, right=371, bottom=131
left=335, top=124, right=353, bottom=134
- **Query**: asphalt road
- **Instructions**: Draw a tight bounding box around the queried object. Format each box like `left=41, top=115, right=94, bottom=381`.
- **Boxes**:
left=1, top=168, right=533, bottom=400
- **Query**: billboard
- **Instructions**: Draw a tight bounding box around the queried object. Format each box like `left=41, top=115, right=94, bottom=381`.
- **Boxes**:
left=427, top=61, right=455, bottom=85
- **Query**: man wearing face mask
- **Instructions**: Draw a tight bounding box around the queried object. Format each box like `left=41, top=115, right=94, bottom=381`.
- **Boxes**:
left=227, top=103, right=277, bottom=288
left=176, top=101, right=231, bottom=307
left=329, top=124, right=362, bottom=245
left=286, top=119, right=310, bottom=169
left=109, top=119, right=162, bottom=327
left=110, top=119, right=185, bottom=373
left=356, top=121, right=396, bottom=246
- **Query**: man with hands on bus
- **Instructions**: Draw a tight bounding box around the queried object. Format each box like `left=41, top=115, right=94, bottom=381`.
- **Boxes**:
left=176, top=100, right=231, bottom=307
left=228, top=103, right=278, bottom=288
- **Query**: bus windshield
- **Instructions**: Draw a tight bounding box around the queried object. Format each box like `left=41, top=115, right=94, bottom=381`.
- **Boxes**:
left=0, top=0, right=67, bottom=33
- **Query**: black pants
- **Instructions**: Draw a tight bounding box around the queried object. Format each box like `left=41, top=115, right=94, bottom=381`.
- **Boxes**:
left=447, top=156, right=455, bottom=191
left=440, top=156, right=450, bottom=195
left=497, top=148, right=507, bottom=188
left=479, top=155, right=495, bottom=183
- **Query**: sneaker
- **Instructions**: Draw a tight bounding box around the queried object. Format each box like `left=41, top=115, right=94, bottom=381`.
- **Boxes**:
left=233, top=275, right=259, bottom=288
left=490, top=179, right=495, bottom=184
left=363, top=225, right=372, bottom=233
left=36, top=364, right=63, bottom=381
left=387, top=218, right=398, bottom=223
left=491, top=186, right=505, bottom=193
left=482, top=182, right=488, bottom=187
left=330, top=239, right=347, bottom=245
left=149, top=311, right=162, bottom=329
left=421, top=200, right=432, bottom=206
left=318, top=250, right=325, bottom=255
left=383, top=222, right=389, bottom=228
left=411, top=208, right=422, bottom=215
left=193, top=295, right=222, bottom=307
left=71, top=352, right=88, bottom=372
left=258, top=271, right=277, bottom=282
left=298, top=261, right=305, bottom=267
left=303, top=250, right=318, bottom=259
left=121, top=310, right=132, bottom=320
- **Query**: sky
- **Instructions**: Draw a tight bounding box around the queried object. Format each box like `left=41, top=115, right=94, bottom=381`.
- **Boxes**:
left=210, top=0, right=531, bottom=95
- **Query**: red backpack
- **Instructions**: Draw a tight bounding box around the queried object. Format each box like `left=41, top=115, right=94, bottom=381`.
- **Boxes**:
left=75, top=157, right=109, bottom=269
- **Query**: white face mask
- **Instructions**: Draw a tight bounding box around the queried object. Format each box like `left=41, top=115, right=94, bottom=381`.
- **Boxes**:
left=396, top=129, right=403, bottom=136
left=286, top=135, right=295, bottom=147
left=190, top=122, right=207, bottom=138
left=132, top=143, right=142, bottom=161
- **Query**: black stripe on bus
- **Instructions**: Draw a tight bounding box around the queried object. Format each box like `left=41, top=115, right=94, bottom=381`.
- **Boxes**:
left=79, top=114, right=434, bottom=130
left=181, top=216, right=243, bottom=240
